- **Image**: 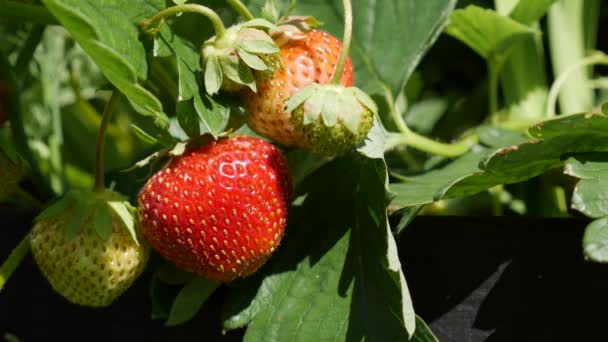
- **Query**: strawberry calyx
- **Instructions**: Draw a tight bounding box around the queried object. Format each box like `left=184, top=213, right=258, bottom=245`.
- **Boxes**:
left=271, top=16, right=322, bottom=46
left=286, top=83, right=378, bottom=156
left=36, top=189, right=140, bottom=244
left=202, top=19, right=280, bottom=95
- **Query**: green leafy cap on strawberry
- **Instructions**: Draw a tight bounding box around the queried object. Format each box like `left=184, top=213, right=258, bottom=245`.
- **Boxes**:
left=36, top=188, right=140, bottom=243
left=202, top=19, right=280, bottom=95
left=271, top=16, right=322, bottom=46
left=286, top=83, right=378, bottom=156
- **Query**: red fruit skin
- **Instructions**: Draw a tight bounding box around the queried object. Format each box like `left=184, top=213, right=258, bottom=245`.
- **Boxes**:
left=138, top=136, right=292, bottom=282
left=244, top=30, right=354, bottom=147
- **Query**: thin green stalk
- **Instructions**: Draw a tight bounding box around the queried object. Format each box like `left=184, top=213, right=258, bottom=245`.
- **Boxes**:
left=226, top=0, right=254, bottom=21
left=141, top=4, right=226, bottom=39
left=0, top=234, right=30, bottom=292
left=0, top=0, right=58, bottom=25
left=488, top=62, right=501, bottom=124
left=383, top=85, right=477, bottom=157
left=15, top=25, right=45, bottom=77
left=546, top=52, right=608, bottom=117
left=94, top=92, right=120, bottom=192
left=0, top=50, right=53, bottom=200
left=385, top=132, right=477, bottom=157
left=330, top=0, right=352, bottom=85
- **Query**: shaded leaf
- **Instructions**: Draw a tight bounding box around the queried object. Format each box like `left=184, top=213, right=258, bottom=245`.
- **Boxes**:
left=166, top=277, right=219, bottom=326
left=107, top=201, right=137, bottom=244
left=64, top=200, right=90, bottom=241
left=446, top=5, right=537, bottom=60
left=223, top=153, right=415, bottom=340
left=412, top=315, right=439, bottom=342
left=41, top=0, right=169, bottom=128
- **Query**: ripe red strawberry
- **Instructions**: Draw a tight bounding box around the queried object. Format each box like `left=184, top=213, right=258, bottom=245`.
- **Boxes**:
left=137, top=136, right=292, bottom=282
left=243, top=30, right=354, bottom=147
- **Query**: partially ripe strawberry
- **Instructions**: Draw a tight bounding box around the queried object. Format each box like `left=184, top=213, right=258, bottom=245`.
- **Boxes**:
left=138, top=136, right=292, bottom=282
left=30, top=190, right=149, bottom=307
left=243, top=29, right=354, bottom=148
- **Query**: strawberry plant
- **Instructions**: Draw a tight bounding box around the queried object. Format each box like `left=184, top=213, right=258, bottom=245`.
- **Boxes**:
left=1, top=0, right=608, bottom=340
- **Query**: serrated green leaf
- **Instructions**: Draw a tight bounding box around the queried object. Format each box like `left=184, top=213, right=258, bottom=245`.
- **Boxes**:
left=583, top=218, right=608, bottom=263
left=237, top=48, right=268, bottom=71
left=390, top=148, right=490, bottom=209
left=64, top=200, right=90, bottom=241
left=286, top=84, right=317, bottom=112
left=404, top=97, right=448, bottom=135
left=529, top=111, right=608, bottom=139
left=107, top=201, right=137, bottom=244
left=223, top=153, right=414, bottom=340
left=446, top=5, right=537, bottom=60
left=204, top=55, right=222, bottom=95
left=36, top=195, right=74, bottom=221
left=93, top=202, right=113, bottom=240
left=476, top=126, right=530, bottom=148
left=564, top=154, right=608, bottom=218
left=166, top=277, right=219, bottom=326
left=219, top=56, right=256, bottom=92
left=41, top=0, right=169, bottom=128
left=564, top=153, right=608, bottom=179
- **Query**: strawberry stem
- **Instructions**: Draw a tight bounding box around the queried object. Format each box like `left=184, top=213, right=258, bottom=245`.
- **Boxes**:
left=94, top=91, right=120, bottom=193
left=226, top=0, right=254, bottom=21
left=330, top=0, right=352, bottom=85
left=141, top=4, right=226, bottom=39
left=0, top=233, right=30, bottom=292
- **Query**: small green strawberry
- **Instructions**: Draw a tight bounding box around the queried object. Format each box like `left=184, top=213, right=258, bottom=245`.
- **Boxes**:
left=286, top=83, right=377, bottom=156
left=30, top=189, right=149, bottom=307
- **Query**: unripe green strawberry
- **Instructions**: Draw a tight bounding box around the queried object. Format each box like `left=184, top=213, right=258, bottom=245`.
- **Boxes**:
left=30, top=190, right=149, bottom=307
left=138, top=136, right=292, bottom=283
left=243, top=29, right=354, bottom=148
left=287, top=84, right=377, bottom=156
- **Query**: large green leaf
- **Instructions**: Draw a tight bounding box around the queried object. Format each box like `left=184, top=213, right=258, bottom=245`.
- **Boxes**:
left=223, top=153, right=415, bottom=340
left=446, top=5, right=537, bottom=61
left=41, top=0, right=169, bottom=128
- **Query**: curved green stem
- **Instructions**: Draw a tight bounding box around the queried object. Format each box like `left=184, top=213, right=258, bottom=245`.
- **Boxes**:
left=226, top=0, right=254, bottom=21
left=385, top=132, right=478, bottom=157
left=330, top=0, right=352, bottom=85
left=0, top=0, right=58, bottom=25
left=15, top=25, right=45, bottom=77
left=141, top=4, right=226, bottom=39
left=0, top=50, right=53, bottom=200
left=547, top=51, right=608, bottom=117
left=94, top=91, right=120, bottom=192
left=0, top=233, right=30, bottom=292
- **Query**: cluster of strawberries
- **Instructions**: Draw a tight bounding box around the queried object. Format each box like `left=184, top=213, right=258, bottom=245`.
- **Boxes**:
left=27, top=5, right=376, bottom=307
